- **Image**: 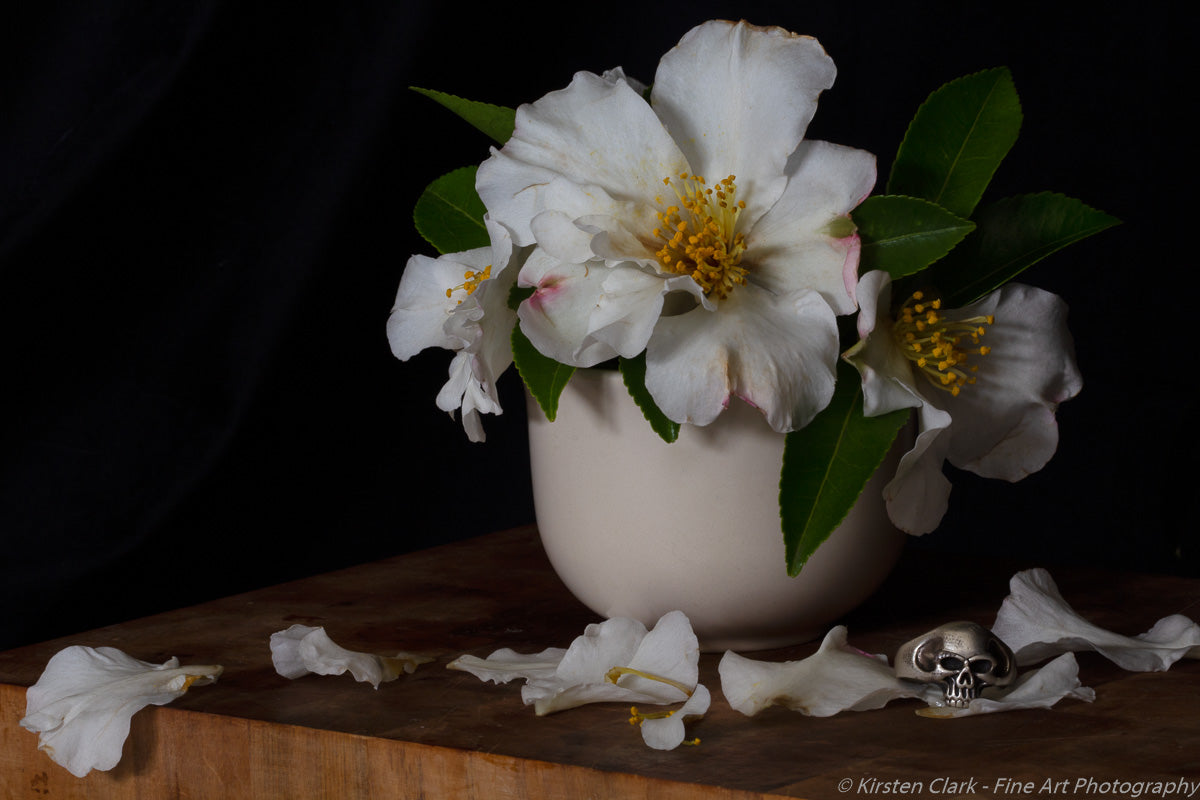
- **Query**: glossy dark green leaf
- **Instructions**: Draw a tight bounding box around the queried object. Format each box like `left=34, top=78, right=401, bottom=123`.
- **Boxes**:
left=780, top=361, right=910, bottom=576
left=924, top=192, right=1122, bottom=308
left=853, top=195, right=975, bottom=279
left=512, top=325, right=574, bottom=422
left=412, top=166, right=488, bottom=255
left=618, top=354, right=680, bottom=443
left=887, top=68, right=1022, bottom=219
left=411, top=86, right=516, bottom=144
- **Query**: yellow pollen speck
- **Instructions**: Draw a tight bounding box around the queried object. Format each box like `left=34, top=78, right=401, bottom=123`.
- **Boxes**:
left=652, top=173, right=748, bottom=299
left=890, top=290, right=994, bottom=396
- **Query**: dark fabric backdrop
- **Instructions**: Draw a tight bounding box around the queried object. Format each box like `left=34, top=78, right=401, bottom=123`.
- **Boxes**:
left=1, top=2, right=1189, bottom=650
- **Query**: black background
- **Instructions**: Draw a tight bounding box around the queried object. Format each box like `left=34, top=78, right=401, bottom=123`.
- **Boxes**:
left=1, top=2, right=1190, bottom=651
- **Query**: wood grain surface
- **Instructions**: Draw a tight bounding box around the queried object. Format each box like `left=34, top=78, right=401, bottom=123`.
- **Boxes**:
left=2, top=526, right=1198, bottom=799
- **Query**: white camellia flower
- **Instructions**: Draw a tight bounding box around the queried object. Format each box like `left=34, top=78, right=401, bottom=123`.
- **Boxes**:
left=19, top=646, right=222, bottom=777
left=476, top=20, right=875, bottom=432
left=448, top=610, right=706, bottom=749
left=270, top=624, right=431, bottom=688
left=387, top=216, right=520, bottom=442
left=843, top=270, right=1083, bottom=533
left=992, top=568, right=1200, bottom=670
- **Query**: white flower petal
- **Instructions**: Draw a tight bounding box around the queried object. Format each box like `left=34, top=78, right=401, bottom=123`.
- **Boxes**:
left=991, top=569, right=1200, bottom=670
left=651, top=20, right=836, bottom=224
left=719, top=626, right=923, bottom=717
left=940, top=284, right=1083, bottom=480
left=19, top=646, right=222, bottom=778
left=269, top=625, right=430, bottom=689
left=478, top=71, right=687, bottom=247
left=881, top=401, right=953, bottom=535
left=748, top=140, right=876, bottom=314
left=645, top=285, right=838, bottom=432
left=446, top=647, right=568, bottom=684
left=638, top=683, right=711, bottom=750
left=515, top=248, right=619, bottom=367
left=916, top=653, right=1095, bottom=718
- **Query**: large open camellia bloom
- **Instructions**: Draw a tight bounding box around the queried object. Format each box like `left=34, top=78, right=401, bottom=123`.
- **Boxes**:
left=386, top=217, right=519, bottom=442
left=843, top=270, right=1083, bottom=533
left=476, top=20, right=875, bottom=432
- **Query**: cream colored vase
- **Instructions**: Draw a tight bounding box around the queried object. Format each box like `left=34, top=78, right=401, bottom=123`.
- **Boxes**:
left=527, top=368, right=907, bottom=652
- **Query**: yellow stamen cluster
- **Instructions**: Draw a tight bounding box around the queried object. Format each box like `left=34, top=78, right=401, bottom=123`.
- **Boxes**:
left=653, top=173, right=748, bottom=300
left=445, top=264, right=492, bottom=305
left=891, top=291, right=994, bottom=396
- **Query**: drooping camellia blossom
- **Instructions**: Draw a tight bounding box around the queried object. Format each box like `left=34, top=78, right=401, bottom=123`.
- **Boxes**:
left=476, top=20, right=875, bottom=432
left=387, top=216, right=520, bottom=442
left=448, top=611, right=707, bottom=749
left=843, top=270, right=1083, bottom=534
left=992, top=568, right=1200, bottom=670
left=20, top=646, right=222, bottom=777
left=270, top=624, right=432, bottom=688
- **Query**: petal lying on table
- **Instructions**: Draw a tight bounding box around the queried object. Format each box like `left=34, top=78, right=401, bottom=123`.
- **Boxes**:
left=991, top=568, right=1200, bottom=670
left=19, top=645, right=222, bottom=777
left=719, top=626, right=924, bottom=717
left=448, top=611, right=706, bottom=749
left=720, top=625, right=1092, bottom=719
left=916, top=652, right=1094, bottom=718
left=270, top=624, right=432, bottom=688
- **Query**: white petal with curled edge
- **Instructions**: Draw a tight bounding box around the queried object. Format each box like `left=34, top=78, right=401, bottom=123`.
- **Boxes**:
left=446, top=647, right=568, bottom=685
left=991, top=568, right=1200, bottom=670
left=916, top=652, right=1095, bottom=718
left=719, top=626, right=923, bottom=717
left=269, top=624, right=431, bottom=689
left=19, top=645, right=222, bottom=778
left=638, top=683, right=711, bottom=750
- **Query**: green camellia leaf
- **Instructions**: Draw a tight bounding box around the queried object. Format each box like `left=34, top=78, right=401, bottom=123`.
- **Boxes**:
left=887, top=67, right=1022, bottom=219
left=411, top=86, right=516, bottom=144
left=512, top=325, right=574, bottom=422
left=924, top=192, right=1122, bottom=308
left=780, top=361, right=910, bottom=576
left=619, top=354, right=680, bottom=444
left=413, top=166, right=489, bottom=255
left=853, top=195, right=975, bottom=279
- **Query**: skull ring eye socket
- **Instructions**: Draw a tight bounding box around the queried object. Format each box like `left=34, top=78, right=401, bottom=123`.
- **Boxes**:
left=894, top=621, right=1017, bottom=708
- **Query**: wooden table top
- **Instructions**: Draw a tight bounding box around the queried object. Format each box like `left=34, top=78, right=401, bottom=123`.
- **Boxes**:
left=2, top=526, right=1198, bottom=799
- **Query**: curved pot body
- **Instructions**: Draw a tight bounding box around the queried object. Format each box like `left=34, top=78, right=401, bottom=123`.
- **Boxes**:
left=527, top=368, right=907, bottom=652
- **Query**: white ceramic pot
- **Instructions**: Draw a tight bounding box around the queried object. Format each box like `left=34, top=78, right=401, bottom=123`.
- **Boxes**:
left=527, top=367, right=908, bottom=652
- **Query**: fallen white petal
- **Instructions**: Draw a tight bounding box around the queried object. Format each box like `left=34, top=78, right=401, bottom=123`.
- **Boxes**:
left=446, top=647, right=567, bottom=685
left=638, top=683, right=711, bottom=750
left=992, top=568, right=1200, bottom=670
left=19, top=646, right=222, bottom=778
left=916, top=653, right=1095, bottom=718
left=270, top=624, right=431, bottom=688
left=719, top=626, right=924, bottom=717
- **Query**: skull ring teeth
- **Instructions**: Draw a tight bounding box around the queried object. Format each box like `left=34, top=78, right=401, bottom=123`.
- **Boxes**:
left=894, top=621, right=1016, bottom=708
